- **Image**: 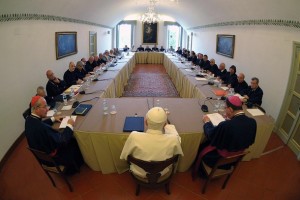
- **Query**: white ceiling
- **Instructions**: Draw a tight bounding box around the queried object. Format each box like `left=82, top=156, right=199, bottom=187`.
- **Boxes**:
left=0, top=0, right=300, bottom=29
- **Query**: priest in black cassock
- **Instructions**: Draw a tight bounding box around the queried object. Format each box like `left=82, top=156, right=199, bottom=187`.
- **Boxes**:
left=63, top=61, right=83, bottom=87
left=192, top=96, right=256, bottom=178
left=25, top=96, right=83, bottom=175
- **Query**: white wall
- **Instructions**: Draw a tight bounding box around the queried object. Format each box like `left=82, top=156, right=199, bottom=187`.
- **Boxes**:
left=0, top=20, right=112, bottom=161
left=191, top=25, right=300, bottom=123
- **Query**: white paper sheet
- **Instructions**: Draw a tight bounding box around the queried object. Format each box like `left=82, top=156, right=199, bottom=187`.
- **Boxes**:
left=46, top=110, right=55, bottom=117
left=195, top=77, right=207, bottom=81
left=206, top=113, right=225, bottom=126
left=59, top=116, right=77, bottom=129
left=247, top=109, right=265, bottom=116
left=61, top=105, right=72, bottom=111
left=184, top=69, right=193, bottom=72
left=221, top=86, right=229, bottom=90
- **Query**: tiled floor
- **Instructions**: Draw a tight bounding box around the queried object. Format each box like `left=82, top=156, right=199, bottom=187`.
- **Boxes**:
left=1, top=133, right=300, bottom=200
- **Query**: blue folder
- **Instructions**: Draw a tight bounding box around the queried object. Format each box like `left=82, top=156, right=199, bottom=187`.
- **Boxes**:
left=123, top=116, right=144, bottom=132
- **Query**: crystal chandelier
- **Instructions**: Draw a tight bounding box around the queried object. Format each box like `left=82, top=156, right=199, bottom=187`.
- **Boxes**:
left=140, top=0, right=160, bottom=24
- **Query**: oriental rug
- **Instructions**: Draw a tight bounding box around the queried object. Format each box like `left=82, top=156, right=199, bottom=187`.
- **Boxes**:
left=122, top=65, right=179, bottom=97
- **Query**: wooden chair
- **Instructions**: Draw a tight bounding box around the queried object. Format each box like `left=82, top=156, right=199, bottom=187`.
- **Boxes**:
left=127, top=154, right=179, bottom=196
left=27, top=147, right=73, bottom=192
left=200, top=151, right=249, bottom=194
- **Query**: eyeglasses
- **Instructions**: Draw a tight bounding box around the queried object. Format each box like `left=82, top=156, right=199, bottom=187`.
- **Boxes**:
left=37, top=105, right=50, bottom=110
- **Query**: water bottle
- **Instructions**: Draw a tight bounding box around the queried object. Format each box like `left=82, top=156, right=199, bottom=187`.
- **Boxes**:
left=70, top=88, right=75, bottom=101
left=155, top=99, right=160, bottom=107
left=103, top=99, right=108, bottom=115
left=62, top=93, right=67, bottom=105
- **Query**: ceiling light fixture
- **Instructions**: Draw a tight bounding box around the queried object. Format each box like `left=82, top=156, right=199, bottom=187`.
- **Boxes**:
left=140, top=0, right=160, bottom=24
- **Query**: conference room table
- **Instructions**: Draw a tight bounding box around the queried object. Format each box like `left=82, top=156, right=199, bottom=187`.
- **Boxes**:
left=56, top=52, right=274, bottom=174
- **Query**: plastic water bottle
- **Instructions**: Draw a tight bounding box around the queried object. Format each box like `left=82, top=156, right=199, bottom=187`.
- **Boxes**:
left=103, top=99, right=108, bottom=115
left=62, top=93, right=67, bottom=105
left=70, top=88, right=75, bottom=101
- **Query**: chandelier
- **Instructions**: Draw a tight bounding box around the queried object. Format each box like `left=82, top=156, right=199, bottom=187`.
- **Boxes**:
left=140, top=0, right=160, bottom=24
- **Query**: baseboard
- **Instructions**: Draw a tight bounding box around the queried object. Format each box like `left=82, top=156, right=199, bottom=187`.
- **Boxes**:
left=0, top=132, right=25, bottom=173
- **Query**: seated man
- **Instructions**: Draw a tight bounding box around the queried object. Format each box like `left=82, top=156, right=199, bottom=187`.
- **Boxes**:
left=24, top=86, right=55, bottom=119
left=196, top=53, right=204, bottom=67
left=120, top=107, right=184, bottom=178
left=216, top=63, right=227, bottom=80
left=75, top=61, right=88, bottom=80
left=234, top=73, right=248, bottom=94
left=137, top=45, right=145, bottom=52
left=25, top=96, right=83, bottom=174
left=152, top=44, right=159, bottom=52
left=176, top=47, right=182, bottom=55
left=98, top=53, right=107, bottom=65
left=240, top=77, right=263, bottom=106
left=109, top=49, right=116, bottom=59
left=63, top=61, right=83, bottom=87
left=46, top=70, right=67, bottom=100
left=223, top=65, right=238, bottom=87
left=145, top=45, right=152, bottom=52
left=193, top=96, right=256, bottom=177
left=202, top=55, right=211, bottom=70
left=159, top=46, right=165, bottom=52
left=208, top=59, right=219, bottom=76
left=123, top=45, right=129, bottom=52
left=85, top=56, right=97, bottom=73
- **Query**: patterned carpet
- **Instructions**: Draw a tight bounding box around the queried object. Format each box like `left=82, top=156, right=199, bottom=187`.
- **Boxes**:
left=122, top=65, right=179, bottom=97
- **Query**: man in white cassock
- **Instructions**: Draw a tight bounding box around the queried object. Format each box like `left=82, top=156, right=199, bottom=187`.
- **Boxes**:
left=120, top=107, right=184, bottom=178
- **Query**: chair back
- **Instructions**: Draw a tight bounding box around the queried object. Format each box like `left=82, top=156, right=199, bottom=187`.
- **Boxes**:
left=201, top=151, right=249, bottom=194
left=27, top=147, right=57, bottom=165
left=215, top=151, right=248, bottom=167
left=127, top=155, right=179, bottom=184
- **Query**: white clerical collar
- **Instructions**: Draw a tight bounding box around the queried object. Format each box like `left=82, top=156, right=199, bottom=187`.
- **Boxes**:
left=146, top=129, right=163, bottom=135
left=31, top=113, right=41, bottom=119
left=234, top=111, right=245, bottom=116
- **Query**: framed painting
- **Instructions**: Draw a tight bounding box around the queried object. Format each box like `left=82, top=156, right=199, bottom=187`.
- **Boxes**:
left=55, top=32, right=77, bottom=60
left=216, top=34, right=235, bottom=58
left=142, top=22, right=158, bottom=44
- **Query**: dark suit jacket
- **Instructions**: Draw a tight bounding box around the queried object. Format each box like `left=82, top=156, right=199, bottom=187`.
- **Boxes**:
left=241, top=86, right=264, bottom=106
left=63, top=70, right=80, bottom=87
left=137, top=47, right=144, bottom=51
left=25, top=115, right=73, bottom=155
left=46, top=79, right=67, bottom=99
left=234, top=81, right=248, bottom=94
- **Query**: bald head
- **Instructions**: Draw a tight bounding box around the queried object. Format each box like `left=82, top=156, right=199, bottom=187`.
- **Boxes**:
left=219, top=63, right=226, bottom=70
left=237, top=73, right=245, bottom=83
left=46, top=70, right=56, bottom=81
left=68, top=62, right=75, bottom=72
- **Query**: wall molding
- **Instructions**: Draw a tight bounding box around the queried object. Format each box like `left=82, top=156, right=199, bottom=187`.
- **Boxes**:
left=188, top=19, right=300, bottom=30
left=0, top=13, right=113, bottom=29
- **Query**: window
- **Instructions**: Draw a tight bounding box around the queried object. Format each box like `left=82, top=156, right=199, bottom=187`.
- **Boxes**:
left=167, top=25, right=181, bottom=49
left=118, top=24, right=132, bottom=49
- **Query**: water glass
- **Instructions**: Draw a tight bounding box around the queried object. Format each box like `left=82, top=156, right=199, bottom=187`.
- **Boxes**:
left=110, top=105, right=117, bottom=115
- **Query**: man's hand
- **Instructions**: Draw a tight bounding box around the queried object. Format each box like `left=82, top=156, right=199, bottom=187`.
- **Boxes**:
left=53, top=78, right=60, bottom=84
left=67, top=118, right=75, bottom=126
left=54, top=115, right=63, bottom=122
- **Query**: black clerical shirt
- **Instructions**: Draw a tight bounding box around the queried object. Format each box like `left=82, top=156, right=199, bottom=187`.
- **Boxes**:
left=46, top=79, right=67, bottom=99
left=63, top=70, right=80, bottom=87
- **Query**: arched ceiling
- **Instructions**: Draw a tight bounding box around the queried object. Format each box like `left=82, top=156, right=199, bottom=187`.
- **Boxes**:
left=0, top=0, right=300, bottom=29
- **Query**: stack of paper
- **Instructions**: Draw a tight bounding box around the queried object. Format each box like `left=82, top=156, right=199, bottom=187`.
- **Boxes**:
left=206, top=113, right=225, bottom=126
left=184, top=69, right=193, bottom=72
left=64, top=85, right=81, bottom=94
left=59, top=116, right=77, bottom=128
left=221, top=86, right=229, bottom=90
left=247, top=109, right=265, bottom=116
left=195, top=77, right=207, bottom=81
